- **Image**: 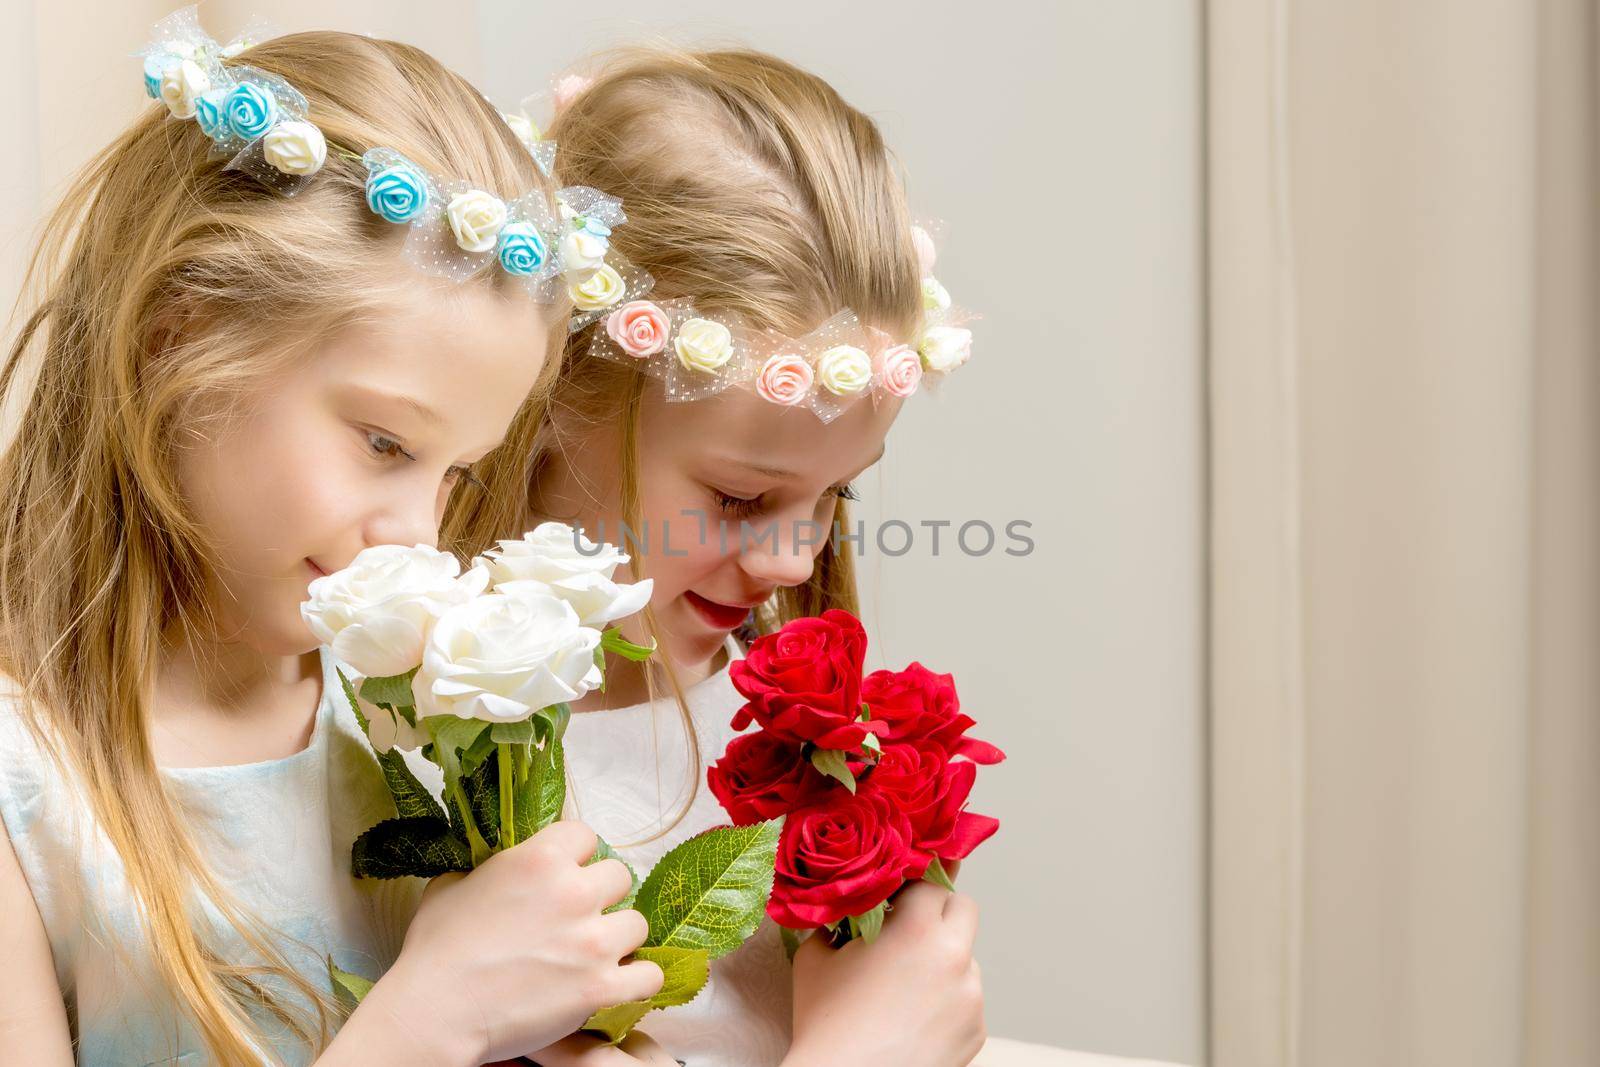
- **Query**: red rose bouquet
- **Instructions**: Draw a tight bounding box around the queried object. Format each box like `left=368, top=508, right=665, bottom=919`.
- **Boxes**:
left=708, top=609, right=1004, bottom=943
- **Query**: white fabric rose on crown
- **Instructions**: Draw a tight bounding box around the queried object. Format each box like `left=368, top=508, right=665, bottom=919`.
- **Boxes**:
left=477, top=522, right=654, bottom=628
left=446, top=189, right=509, bottom=254
left=414, top=588, right=603, bottom=723
left=300, top=543, right=489, bottom=679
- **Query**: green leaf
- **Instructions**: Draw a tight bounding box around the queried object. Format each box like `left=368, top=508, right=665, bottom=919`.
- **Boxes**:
left=580, top=946, right=710, bottom=1043
left=634, top=820, right=781, bottom=960
left=780, top=925, right=803, bottom=961
left=600, top=627, right=657, bottom=662
left=327, top=956, right=374, bottom=1016
left=460, top=749, right=503, bottom=849
left=359, top=669, right=419, bottom=710
left=512, top=731, right=567, bottom=841
left=338, top=670, right=444, bottom=821
left=427, top=716, right=488, bottom=783
left=809, top=748, right=857, bottom=794
left=582, top=999, right=653, bottom=1044
left=351, top=816, right=472, bottom=879
left=590, top=835, right=640, bottom=913
left=461, top=725, right=498, bottom=777
left=637, top=945, right=711, bottom=1008
left=923, top=854, right=958, bottom=892
left=849, top=901, right=886, bottom=944
left=489, top=718, right=537, bottom=745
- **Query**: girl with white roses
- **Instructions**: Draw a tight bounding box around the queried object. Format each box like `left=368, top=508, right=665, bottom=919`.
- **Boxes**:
left=470, top=48, right=1061, bottom=1067
left=0, top=30, right=666, bottom=1067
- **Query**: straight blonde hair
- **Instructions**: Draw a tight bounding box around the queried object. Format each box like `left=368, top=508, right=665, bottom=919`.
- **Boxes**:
left=0, top=32, right=559, bottom=1065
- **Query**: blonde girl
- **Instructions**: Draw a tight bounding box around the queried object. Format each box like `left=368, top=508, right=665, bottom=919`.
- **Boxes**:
left=495, top=48, right=1004, bottom=1067
left=0, top=24, right=662, bottom=1067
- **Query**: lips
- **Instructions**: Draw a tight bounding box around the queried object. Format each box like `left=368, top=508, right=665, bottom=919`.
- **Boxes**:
left=685, top=590, right=759, bottom=631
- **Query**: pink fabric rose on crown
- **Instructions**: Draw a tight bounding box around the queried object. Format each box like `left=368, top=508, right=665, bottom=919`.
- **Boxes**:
left=756, top=353, right=814, bottom=407
left=552, top=74, right=594, bottom=113
left=878, top=344, right=923, bottom=398
left=605, top=300, right=671, bottom=358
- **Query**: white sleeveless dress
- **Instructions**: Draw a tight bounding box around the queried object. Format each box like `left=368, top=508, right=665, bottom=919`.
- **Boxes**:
left=562, top=636, right=793, bottom=1067
left=0, top=647, right=428, bottom=1066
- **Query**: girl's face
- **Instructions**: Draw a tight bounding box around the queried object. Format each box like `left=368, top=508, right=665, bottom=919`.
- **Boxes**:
left=541, top=382, right=901, bottom=670
left=177, top=283, right=550, bottom=656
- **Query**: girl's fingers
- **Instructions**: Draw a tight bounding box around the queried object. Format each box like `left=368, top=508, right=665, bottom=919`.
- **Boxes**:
left=611, top=957, right=666, bottom=1004
left=942, top=889, right=980, bottom=949
left=617, top=1029, right=680, bottom=1065
left=597, top=907, right=650, bottom=958
left=891, top=878, right=951, bottom=922
left=532, top=819, right=601, bottom=863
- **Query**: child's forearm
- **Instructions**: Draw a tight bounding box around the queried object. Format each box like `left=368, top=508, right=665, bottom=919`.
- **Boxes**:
left=315, top=964, right=478, bottom=1067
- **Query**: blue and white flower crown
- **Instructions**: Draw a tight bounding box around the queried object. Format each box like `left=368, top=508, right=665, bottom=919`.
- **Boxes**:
left=139, top=6, right=328, bottom=195
left=138, top=8, right=647, bottom=309
left=361, top=149, right=653, bottom=310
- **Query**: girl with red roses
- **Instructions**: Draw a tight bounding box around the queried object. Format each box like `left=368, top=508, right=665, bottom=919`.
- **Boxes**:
left=475, top=47, right=1066, bottom=1067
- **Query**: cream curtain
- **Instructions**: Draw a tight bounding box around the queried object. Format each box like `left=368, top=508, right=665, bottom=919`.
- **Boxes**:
left=1208, top=1, right=1600, bottom=1066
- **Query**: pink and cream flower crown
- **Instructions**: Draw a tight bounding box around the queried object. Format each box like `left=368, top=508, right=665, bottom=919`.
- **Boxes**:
left=583, top=222, right=974, bottom=423
left=137, top=9, right=645, bottom=316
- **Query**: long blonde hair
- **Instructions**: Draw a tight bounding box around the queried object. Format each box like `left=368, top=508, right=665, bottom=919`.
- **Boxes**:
left=0, top=32, right=558, bottom=1064
left=488, top=47, right=924, bottom=835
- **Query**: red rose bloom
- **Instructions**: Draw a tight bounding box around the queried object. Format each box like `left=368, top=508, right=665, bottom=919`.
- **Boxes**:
left=730, top=610, right=882, bottom=751
left=707, top=730, right=833, bottom=825
left=768, top=790, right=914, bottom=929
left=862, top=741, right=1000, bottom=876
left=860, top=663, right=1005, bottom=765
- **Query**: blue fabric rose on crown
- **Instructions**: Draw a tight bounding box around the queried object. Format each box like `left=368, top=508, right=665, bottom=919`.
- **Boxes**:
left=496, top=222, right=549, bottom=276
left=365, top=164, right=429, bottom=224
left=225, top=82, right=278, bottom=140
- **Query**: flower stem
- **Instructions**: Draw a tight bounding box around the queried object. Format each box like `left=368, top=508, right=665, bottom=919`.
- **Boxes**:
left=498, top=742, right=517, bottom=850
left=447, top=778, right=491, bottom=866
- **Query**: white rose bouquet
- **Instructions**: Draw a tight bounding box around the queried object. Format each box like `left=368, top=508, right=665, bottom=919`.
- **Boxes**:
left=303, top=524, right=779, bottom=1044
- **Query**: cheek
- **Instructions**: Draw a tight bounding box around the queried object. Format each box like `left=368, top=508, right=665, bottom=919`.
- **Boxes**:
left=178, top=408, right=360, bottom=569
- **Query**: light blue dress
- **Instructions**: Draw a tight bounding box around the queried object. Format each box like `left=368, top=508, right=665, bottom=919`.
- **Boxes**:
left=0, top=648, right=428, bottom=1065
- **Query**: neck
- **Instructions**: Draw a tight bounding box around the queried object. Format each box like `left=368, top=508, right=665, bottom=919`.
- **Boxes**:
left=156, top=623, right=320, bottom=718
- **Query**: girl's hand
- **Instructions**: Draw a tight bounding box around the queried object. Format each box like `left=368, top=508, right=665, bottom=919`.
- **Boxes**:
left=522, top=1029, right=681, bottom=1066
left=347, top=820, right=664, bottom=1066
left=784, top=882, right=987, bottom=1067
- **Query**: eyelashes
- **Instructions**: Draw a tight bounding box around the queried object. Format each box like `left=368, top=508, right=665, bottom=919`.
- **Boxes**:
left=710, top=482, right=860, bottom=518
left=363, top=430, right=483, bottom=490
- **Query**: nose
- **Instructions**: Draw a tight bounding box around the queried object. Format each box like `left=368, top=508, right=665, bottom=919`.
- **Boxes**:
left=364, top=488, right=440, bottom=551
left=736, top=514, right=821, bottom=588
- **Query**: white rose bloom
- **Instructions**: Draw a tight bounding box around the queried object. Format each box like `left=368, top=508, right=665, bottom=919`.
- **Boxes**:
left=918, top=324, right=973, bottom=372
left=568, top=263, right=625, bottom=312
left=921, top=276, right=952, bottom=312
left=559, top=228, right=609, bottom=279
left=301, top=543, right=489, bottom=680
left=502, top=111, right=540, bottom=144
left=262, top=121, right=327, bottom=176
left=415, top=589, right=602, bottom=723
left=477, top=523, right=654, bottom=628
left=816, top=344, right=873, bottom=396
left=675, top=317, right=735, bottom=373
left=446, top=190, right=508, bottom=254
left=160, top=59, right=210, bottom=119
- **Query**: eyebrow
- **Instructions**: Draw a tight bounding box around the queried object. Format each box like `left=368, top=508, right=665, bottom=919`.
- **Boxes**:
left=724, top=449, right=886, bottom=482
left=350, top=385, right=442, bottom=427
